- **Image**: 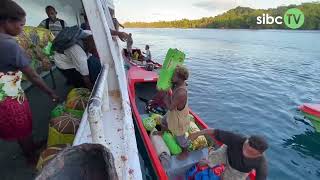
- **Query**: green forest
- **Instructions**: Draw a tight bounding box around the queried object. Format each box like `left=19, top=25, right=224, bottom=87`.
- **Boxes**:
left=124, top=2, right=320, bottom=30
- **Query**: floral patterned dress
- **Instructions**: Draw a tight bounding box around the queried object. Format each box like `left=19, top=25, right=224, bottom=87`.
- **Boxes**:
left=0, top=68, right=32, bottom=140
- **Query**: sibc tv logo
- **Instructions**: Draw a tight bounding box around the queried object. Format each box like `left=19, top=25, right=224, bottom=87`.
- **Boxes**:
left=257, top=8, right=305, bottom=29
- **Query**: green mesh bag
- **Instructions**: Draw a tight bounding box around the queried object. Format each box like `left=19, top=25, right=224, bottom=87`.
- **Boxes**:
left=157, top=48, right=186, bottom=91
left=150, top=113, right=162, bottom=125
left=51, top=104, right=65, bottom=118
left=142, top=117, right=156, bottom=131
left=65, top=108, right=84, bottom=119
left=162, top=132, right=182, bottom=155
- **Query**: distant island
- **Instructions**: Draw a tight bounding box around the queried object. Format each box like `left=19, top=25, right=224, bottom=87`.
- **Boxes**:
left=124, top=2, right=320, bottom=30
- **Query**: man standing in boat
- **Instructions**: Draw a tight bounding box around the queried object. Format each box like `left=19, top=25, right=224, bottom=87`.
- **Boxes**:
left=127, top=33, right=133, bottom=57
left=189, top=129, right=268, bottom=180
left=39, top=6, right=66, bottom=36
left=155, top=65, right=191, bottom=160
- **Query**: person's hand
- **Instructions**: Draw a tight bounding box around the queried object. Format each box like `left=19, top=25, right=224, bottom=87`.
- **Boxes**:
left=188, top=132, right=199, bottom=141
left=50, top=93, right=60, bottom=103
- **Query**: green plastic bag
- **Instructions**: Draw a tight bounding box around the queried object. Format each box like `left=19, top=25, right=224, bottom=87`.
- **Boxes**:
left=157, top=48, right=186, bottom=91
left=65, top=108, right=84, bottom=119
left=162, top=132, right=182, bottom=155
left=47, top=126, right=75, bottom=147
left=188, top=114, right=195, bottom=122
left=150, top=113, right=162, bottom=125
left=143, top=117, right=156, bottom=131
left=43, top=41, right=53, bottom=56
left=51, top=104, right=65, bottom=118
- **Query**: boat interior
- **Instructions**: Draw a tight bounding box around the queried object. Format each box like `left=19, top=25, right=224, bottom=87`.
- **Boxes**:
left=123, top=48, right=161, bottom=71
left=129, top=74, right=224, bottom=179
left=134, top=81, right=210, bottom=179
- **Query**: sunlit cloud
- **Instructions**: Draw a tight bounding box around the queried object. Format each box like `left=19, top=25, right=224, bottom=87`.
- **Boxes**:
left=193, top=0, right=238, bottom=11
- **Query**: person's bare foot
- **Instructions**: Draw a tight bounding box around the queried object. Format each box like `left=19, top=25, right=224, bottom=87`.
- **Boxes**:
left=177, top=150, right=189, bottom=160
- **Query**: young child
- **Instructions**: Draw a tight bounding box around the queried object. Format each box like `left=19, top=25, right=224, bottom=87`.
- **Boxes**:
left=39, top=5, right=66, bottom=36
left=0, top=0, right=59, bottom=164
left=143, top=45, right=152, bottom=62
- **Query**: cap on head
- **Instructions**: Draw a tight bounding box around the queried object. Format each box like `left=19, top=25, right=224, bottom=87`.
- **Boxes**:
left=248, top=135, right=268, bottom=153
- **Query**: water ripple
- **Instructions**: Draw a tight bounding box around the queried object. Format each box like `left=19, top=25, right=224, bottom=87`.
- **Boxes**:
left=127, top=28, right=320, bottom=180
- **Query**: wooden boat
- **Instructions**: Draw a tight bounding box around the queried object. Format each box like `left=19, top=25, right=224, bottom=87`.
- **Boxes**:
left=299, top=103, right=320, bottom=132
left=123, top=49, right=256, bottom=179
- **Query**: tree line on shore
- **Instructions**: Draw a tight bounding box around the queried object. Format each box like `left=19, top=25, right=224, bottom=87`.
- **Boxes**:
left=124, top=2, right=320, bottom=30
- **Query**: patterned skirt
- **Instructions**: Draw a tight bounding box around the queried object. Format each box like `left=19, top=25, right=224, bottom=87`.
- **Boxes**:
left=0, top=97, right=32, bottom=140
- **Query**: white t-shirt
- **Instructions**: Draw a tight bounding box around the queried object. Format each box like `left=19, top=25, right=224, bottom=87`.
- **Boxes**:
left=53, top=44, right=89, bottom=76
left=146, top=49, right=151, bottom=60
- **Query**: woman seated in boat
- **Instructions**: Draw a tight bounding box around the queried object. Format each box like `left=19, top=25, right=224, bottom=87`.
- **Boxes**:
left=0, top=0, right=59, bottom=165
left=189, top=129, right=268, bottom=180
left=154, top=65, right=191, bottom=160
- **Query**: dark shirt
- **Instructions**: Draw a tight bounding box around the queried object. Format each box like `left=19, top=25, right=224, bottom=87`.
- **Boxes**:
left=215, top=129, right=267, bottom=180
left=0, top=33, right=30, bottom=73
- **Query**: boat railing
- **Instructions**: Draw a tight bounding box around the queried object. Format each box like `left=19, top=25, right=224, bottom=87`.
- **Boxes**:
left=80, top=0, right=143, bottom=179
left=87, top=64, right=109, bottom=147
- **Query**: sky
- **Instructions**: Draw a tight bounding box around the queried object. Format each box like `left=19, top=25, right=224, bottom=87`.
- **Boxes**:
left=114, top=0, right=317, bottom=22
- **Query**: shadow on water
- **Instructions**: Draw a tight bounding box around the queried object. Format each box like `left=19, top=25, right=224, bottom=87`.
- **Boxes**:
left=283, top=130, right=320, bottom=161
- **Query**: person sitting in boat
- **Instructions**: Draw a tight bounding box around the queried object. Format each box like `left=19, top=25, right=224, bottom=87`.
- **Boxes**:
left=154, top=65, right=191, bottom=160
left=0, top=0, right=59, bottom=165
left=143, top=45, right=152, bottom=62
left=189, top=129, right=268, bottom=180
left=39, top=5, right=67, bottom=36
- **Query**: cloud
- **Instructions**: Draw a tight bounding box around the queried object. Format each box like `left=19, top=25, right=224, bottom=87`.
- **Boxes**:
left=193, top=0, right=238, bottom=11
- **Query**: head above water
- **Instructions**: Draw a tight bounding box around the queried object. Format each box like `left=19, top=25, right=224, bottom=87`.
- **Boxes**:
left=45, top=5, right=57, bottom=21
left=243, top=135, right=268, bottom=159
left=0, top=0, right=26, bottom=36
left=172, top=65, right=189, bottom=84
left=145, top=45, right=149, bottom=50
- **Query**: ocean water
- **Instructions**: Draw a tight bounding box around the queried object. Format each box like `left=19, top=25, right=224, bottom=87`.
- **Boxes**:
left=126, top=28, right=320, bottom=180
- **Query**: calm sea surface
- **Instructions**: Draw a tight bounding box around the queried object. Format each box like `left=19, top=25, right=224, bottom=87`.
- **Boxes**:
left=127, top=28, right=320, bottom=180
